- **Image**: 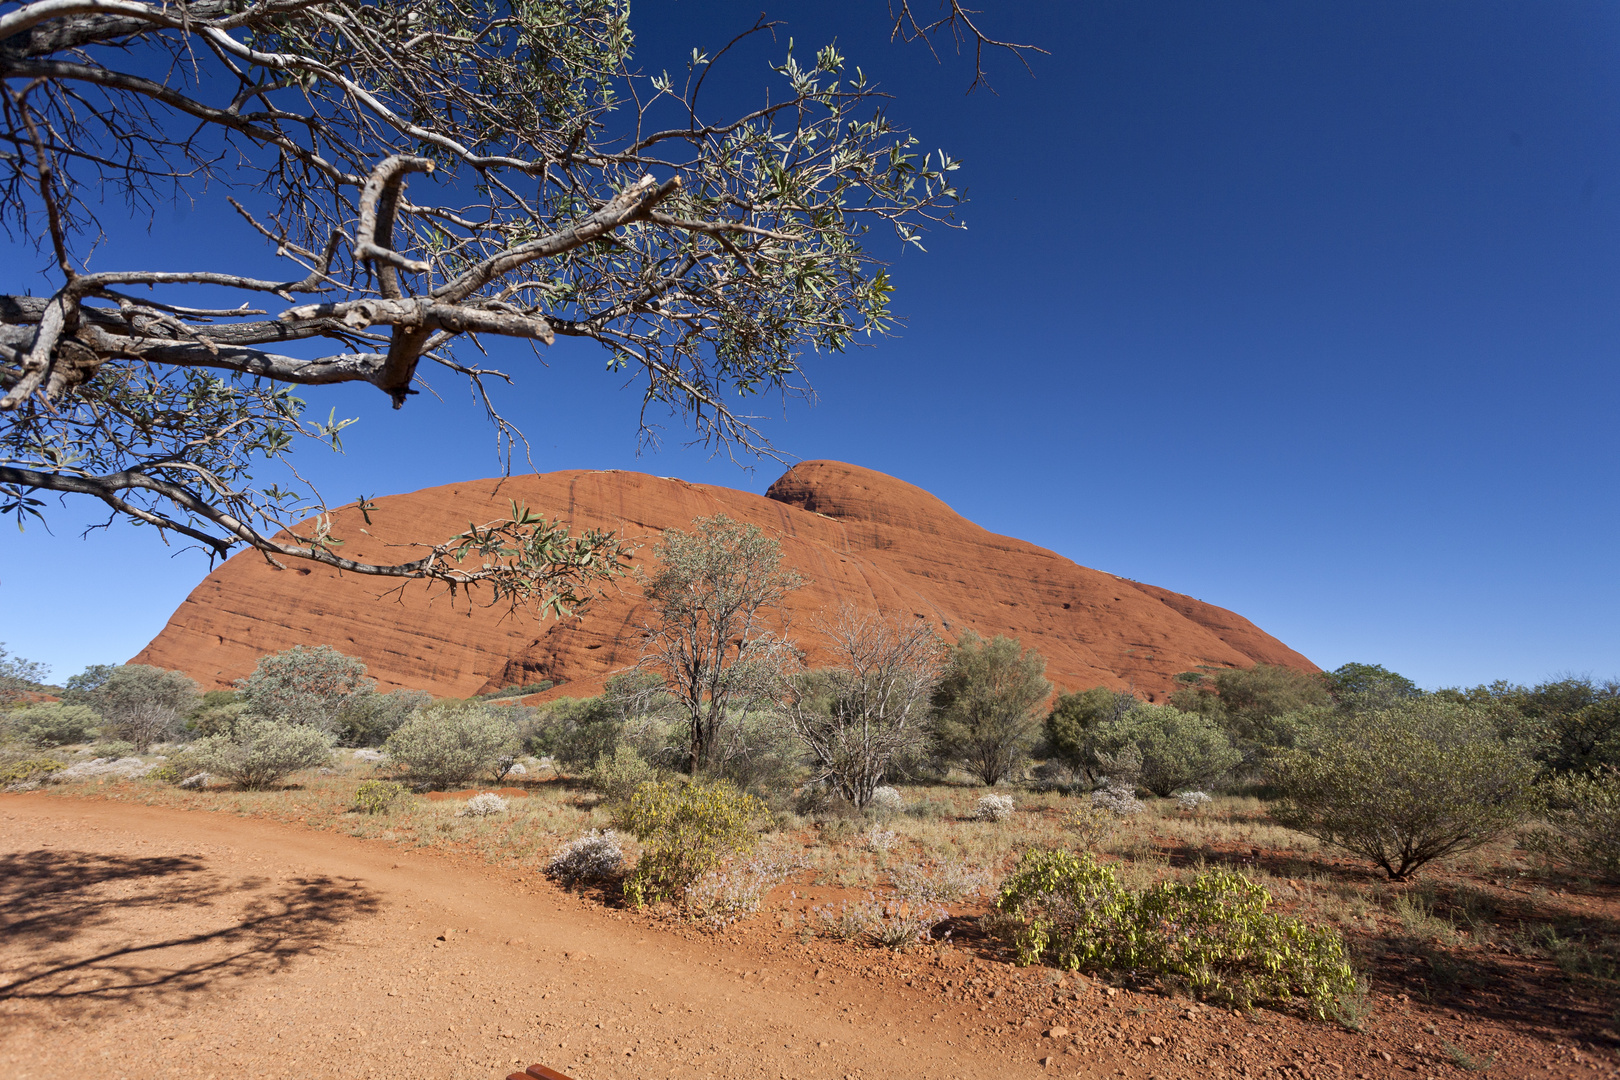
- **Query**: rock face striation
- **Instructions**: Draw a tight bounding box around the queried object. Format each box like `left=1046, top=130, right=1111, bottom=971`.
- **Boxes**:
left=133, top=461, right=1315, bottom=700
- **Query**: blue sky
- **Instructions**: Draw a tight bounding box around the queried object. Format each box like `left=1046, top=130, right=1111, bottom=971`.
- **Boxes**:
left=3, top=1, right=1616, bottom=690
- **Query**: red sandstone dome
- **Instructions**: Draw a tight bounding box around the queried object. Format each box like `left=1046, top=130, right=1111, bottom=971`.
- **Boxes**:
left=133, top=461, right=1316, bottom=699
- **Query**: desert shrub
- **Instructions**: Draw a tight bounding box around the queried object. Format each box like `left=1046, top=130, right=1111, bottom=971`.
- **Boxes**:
left=0, top=755, right=66, bottom=787
left=1177, top=790, right=1214, bottom=813
left=1270, top=699, right=1539, bottom=880
left=354, top=779, right=407, bottom=814
left=336, top=689, right=433, bottom=747
left=237, top=645, right=375, bottom=731
left=1029, top=759, right=1087, bottom=795
left=681, top=846, right=807, bottom=928
left=1524, top=766, right=1620, bottom=882
left=92, top=738, right=136, bottom=758
left=860, top=824, right=898, bottom=853
left=587, top=745, right=659, bottom=803
left=1090, top=782, right=1145, bottom=816
left=868, top=785, right=905, bottom=815
left=891, top=858, right=991, bottom=902
left=184, top=718, right=334, bottom=789
left=1171, top=664, right=1332, bottom=764
left=975, top=793, right=1015, bottom=822
left=523, top=695, right=620, bottom=770
left=812, top=894, right=950, bottom=950
left=1062, top=803, right=1119, bottom=848
left=1088, top=704, right=1242, bottom=797
left=712, top=707, right=804, bottom=797
left=384, top=701, right=519, bottom=789
left=457, top=792, right=508, bottom=817
left=931, top=631, right=1052, bottom=785
left=188, top=700, right=249, bottom=738
left=1044, top=686, right=1136, bottom=772
left=7, top=703, right=98, bottom=747
left=616, top=779, right=766, bottom=907
left=480, top=681, right=554, bottom=700
left=53, top=756, right=158, bottom=782
left=546, top=829, right=626, bottom=884
left=93, top=664, right=199, bottom=750
left=994, top=849, right=1357, bottom=1018
left=0, top=644, right=50, bottom=706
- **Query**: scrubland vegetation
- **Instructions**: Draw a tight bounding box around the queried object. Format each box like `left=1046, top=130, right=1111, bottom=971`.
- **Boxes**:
left=4, top=518, right=1619, bottom=1041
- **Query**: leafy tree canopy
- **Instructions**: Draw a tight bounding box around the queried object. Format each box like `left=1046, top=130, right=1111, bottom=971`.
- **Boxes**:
left=0, top=1, right=1029, bottom=615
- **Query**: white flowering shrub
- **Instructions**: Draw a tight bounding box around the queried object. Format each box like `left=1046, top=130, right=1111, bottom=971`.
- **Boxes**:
left=1091, top=782, right=1146, bottom=817
left=457, top=792, right=508, bottom=817
left=974, top=793, right=1015, bottom=822
left=860, top=825, right=898, bottom=854
left=546, top=829, right=625, bottom=884
left=681, top=847, right=809, bottom=928
left=506, top=761, right=528, bottom=776
left=178, top=771, right=212, bottom=789
left=811, top=893, right=949, bottom=950
left=1177, top=790, right=1214, bottom=813
left=868, top=785, right=905, bottom=814
left=53, top=756, right=160, bottom=782
left=891, top=858, right=991, bottom=903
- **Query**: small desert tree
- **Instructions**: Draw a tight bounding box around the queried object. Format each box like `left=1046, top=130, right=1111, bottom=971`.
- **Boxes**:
left=1044, top=686, right=1136, bottom=776
left=932, top=631, right=1052, bottom=786
left=1088, top=703, right=1242, bottom=797
left=0, top=643, right=49, bottom=706
left=1171, top=663, right=1331, bottom=764
left=1269, top=699, right=1538, bottom=880
left=639, top=515, right=801, bottom=775
left=786, top=607, right=946, bottom=809
left=92, top=664, right=199, bottom=749
left=237, top=645, right=375, bottom=731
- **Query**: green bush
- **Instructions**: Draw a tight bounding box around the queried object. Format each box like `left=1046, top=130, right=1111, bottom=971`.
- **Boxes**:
left=615, top=779, right=766, bottom=907
left=237, top=645, right=374, bottom=731
left=384, top=701, right=518, bottom=789
left=0, top=755, right=66, bottom=787
left=480, top=681, right=554, bottom=700
left=7, top=703, right=98, bottom=747
left=189, top=701, right=248, bottom=738
left=588, top=745, right=659, bottom=803
left=354, top=779, right=408, bottom=814
left=1089, top=704, right=1242, bottom=797
left=1269, top=699, right=1538, bottom=880
left=186, top=718, right=335, bottom=789
left=1043, top=686, right=1134, bottom=772
left=993, top=849, right=1357, bottom=1019
left=93, top=664, right=199, bottom=749
left=1171, top=664, right=1332, bottom=764
left=1525, top=766, right=1620, bottom=882
left=335, top=689, right=432, bottom=747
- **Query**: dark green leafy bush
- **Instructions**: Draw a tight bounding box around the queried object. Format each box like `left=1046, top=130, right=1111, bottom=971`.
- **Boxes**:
left=993, top=849, right=1357, bottom=1019
left=1524, top=766, right=1620, bottom=882
left=1088, top=704, right=1242, bottom=796
left=1269, top=699, right=1538, bottom=880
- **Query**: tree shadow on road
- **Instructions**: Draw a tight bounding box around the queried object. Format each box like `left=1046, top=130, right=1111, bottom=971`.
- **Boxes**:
left=0, top=849, right=380, bottom=1024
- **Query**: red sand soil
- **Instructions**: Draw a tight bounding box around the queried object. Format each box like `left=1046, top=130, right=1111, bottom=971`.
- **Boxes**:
left=5, top=794, right=1613, bottom=1080
left=132, top=461, right=1315, bottom=702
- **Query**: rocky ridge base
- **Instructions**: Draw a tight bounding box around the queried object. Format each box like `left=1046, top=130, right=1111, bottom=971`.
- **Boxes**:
left=133, top=461, right=1315, bottom=699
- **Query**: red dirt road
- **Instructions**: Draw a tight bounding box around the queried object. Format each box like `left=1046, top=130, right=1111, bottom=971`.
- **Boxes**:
left=2, top=794, right=1606, bottom=1080
left=1, top=794, right=1066, bottom=1080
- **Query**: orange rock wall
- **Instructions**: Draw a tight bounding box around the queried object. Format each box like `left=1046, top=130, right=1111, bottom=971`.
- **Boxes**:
left=133, top=461, right=1316, bottom=700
